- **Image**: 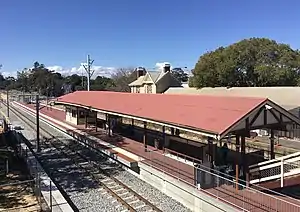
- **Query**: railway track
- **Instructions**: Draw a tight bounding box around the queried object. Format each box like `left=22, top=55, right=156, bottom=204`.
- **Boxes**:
left=9, top=103, right=163, bottom=212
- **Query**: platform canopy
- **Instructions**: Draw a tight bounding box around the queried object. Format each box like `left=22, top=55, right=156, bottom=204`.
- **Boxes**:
left=54, top=91, right=300, bottom=140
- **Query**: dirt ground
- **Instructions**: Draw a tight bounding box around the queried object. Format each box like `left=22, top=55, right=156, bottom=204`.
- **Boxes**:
left=0, top=134, right=42, bottom=212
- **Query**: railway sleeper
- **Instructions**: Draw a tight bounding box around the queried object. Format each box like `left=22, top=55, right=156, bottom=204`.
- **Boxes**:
left=103, top=180, right=115, bottom=185
left=101, top=178, right=111, bottom=183
left=118, top=191, right=129, bottom=196
left=122, top=195, right=134, bottom=201
left=108, top=184, right=120, bottom=190
left=134, top=203, right=146, bottom=210
left=127, top=199, right=140, bottom=205
left=114, top=188, right=125, bottom=193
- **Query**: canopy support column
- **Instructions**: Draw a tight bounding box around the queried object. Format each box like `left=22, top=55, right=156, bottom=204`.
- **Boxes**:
left=270, top=129, right=275, bottom=159
left=84, top=110, right=88, bottom=129
left=235, top=135, right=240, bottom=190
left=162, top=126, right=166, bottom=153
left=143, top=121, right=147, bottom=151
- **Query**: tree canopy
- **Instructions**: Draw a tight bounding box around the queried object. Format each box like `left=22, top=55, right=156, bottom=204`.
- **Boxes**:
left=172, top=68, right=189, bottom=83
left=189, top=38, right=300, bottom=88
left=0, top=62, right=136, bottom=96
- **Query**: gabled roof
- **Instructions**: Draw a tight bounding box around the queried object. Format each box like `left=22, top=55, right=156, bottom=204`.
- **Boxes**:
left=55, top=91, right=300, bottom=139
left=147, top=71, right=164, bottom=82
left=128, top=76, right=145, bottom=86
left=128, top=70, right=167, bottom=87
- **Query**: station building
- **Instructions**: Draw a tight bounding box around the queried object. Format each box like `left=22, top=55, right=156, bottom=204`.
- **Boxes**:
left=53, top=91, right=300, bottom=187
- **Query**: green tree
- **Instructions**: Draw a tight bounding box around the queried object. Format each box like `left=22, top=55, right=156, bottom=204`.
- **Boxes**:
left=16, top=68, right=30, bottom=92
left=26, top=61, right=64, bottom=96
left=90, top=76, right=115, bottom=91
left=190, top=38, right=300, bottom=88
left=172, top=68, right=189, bottom=83
left=0, top=73, right=6, bottom=89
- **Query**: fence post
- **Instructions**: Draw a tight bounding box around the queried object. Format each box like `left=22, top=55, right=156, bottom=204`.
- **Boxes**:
left=6, top=158, right=9, bottom=174
left=280, top=158, right=284, bottom=187
left=50, top=180, right=53, bottom=212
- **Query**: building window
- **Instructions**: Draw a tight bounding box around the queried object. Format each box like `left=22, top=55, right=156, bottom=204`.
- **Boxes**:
left=71, top=110, right=77, bottom=118
left=136, top=87, right=140, bottom=93
left=146, top=85, right=152, bottom=93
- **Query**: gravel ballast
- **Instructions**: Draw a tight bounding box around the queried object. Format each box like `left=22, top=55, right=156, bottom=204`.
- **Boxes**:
left=7, top=104, right=192, bottom=212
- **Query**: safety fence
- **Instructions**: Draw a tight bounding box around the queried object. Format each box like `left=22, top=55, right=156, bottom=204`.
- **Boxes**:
left=140, top=148, right=300, bottom=212
left=0, top=179, right=47, bottom=212
left=249, top=152, right=300, bottom=186
left=12, top=131, right=72, bottom=212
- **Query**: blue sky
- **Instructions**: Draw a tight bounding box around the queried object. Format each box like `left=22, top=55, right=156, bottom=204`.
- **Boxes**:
left=0, top=0, right=300, bottom=77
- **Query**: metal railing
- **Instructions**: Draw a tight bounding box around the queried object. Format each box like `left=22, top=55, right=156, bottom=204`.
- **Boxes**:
left=13, top=131, right=66, bottom=212
left=249, top=152, right=300, bottom=186
left=140, top=148, right=300, bottom=212
left=164, top=148, right=203, bottom=166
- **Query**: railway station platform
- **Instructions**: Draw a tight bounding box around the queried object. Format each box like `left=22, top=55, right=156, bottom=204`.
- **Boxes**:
left=12, top=101, right=300, bottom=212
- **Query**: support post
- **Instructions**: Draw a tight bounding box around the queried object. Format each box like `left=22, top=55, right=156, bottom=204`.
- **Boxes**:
left=235, top=135, right=240, bottom=190
left=171, top=127, right=175, bottom=135
left=143, top=121, right=147, bottom=151
left=46, top=95, right=48, bottom=110
left=82, top=54, right=94, bottom=91
left=207, top=137, right=214, bottom=168
left=6, top=158, right=9, bottom=174
left=162, top=126, right=166, bottom=152
left=95, top=115, right=98, bottom=132
left=76, top=108, right=79, bottom=125
left=270, top=129, right=275, bottom=160
left=6, top=90, right=9, bottom=118
left=85, top=110, right=88, bottom=129
left=50, top=181, right=53, bottom=211
left=281, top=159, right=284, bottom=187
left=131, top=119, right=134, bottom=135
left=108, top=115, right=111, bottom=136
left=241, top=136, right=249, bottom=186
left=36, top=95, right=40, bottom=153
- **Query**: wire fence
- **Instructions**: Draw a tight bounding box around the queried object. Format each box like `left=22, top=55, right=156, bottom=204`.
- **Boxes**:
left=0, top=179, right=45, bottom=212
left=10, top=131, right=64, bottom=212
left=140, top=148, right=300, bottom=212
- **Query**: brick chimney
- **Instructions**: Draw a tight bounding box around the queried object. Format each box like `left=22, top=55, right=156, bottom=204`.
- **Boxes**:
left=163, top=63, right=171, bottom=73
left=136, top=67, right=146, bottom=79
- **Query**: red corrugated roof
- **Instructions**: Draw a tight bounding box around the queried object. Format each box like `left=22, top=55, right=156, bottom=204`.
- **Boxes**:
left=56, top=91, right=267, bottom=135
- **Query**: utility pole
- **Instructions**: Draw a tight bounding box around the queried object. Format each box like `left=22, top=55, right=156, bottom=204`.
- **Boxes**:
left=81, top=69, right=84, bottom=88
left=6, top=90, right=9, bottom=118
left=82, top=54, right=94, bottom=91
left=36, top=95, right=40, bottom=153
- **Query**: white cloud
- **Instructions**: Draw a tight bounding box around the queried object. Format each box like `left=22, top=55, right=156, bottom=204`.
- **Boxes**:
left=47, top=66, right=63, bottom=72
left=1, top=71, right=17, bottom=78
left=155, top=62, right=172, bottom=71
left=46, top=65, right=117, bottom=78
left=0, top=65, right=117, bottom=79
left=1, top=62, right=187, bottom=79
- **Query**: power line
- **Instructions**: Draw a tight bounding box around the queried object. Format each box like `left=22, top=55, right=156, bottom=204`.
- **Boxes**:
left=82, top=55, right=94, bottom=91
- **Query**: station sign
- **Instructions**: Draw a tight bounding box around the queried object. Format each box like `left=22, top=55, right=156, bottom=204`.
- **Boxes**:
left=97, top=112, right=106, bottom=120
